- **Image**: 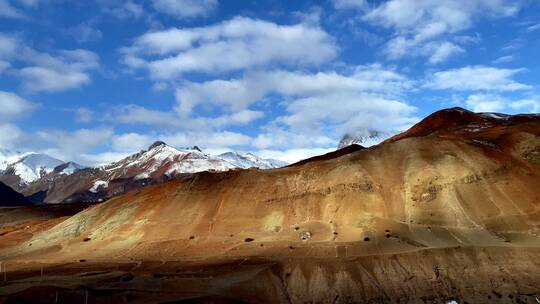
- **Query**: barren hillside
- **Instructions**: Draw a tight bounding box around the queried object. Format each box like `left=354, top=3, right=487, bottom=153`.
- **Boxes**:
left=1, top=108, right=540, bottom=303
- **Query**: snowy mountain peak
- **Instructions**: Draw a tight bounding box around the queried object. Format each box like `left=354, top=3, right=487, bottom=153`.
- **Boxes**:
left=148, top=141, right=167, bottom=150
left=7, top=153, right=65, bottom=184
left=338, top=131, right=388, bottom=149
left=218, top=152, right=288, bottom=169
left=0, top=149, right=25, bottom=171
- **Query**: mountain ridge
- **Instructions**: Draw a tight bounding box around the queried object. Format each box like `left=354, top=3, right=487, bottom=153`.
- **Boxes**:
left=4, top=141, right=288, bottom=204
left=1, top=108, right=539, bottom=303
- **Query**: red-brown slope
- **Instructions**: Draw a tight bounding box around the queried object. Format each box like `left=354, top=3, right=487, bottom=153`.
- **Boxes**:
left=385, top=107, right=540, bottom=143
left=1, top=109, right=540, bottom=303
left=288, top=144, right=365, bottom=167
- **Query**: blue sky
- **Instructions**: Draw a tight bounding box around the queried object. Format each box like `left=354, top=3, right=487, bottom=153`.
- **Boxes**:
left=0, top=0, right=539, bottom=165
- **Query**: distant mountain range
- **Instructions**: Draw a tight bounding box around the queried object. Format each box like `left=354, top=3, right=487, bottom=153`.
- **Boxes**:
left=0, top=142, right=287, bottom=204
left=337, top=130, right=389, bottom=149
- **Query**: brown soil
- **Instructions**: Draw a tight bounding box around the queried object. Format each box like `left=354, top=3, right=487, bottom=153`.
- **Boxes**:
left=1, top=109, right=540, bottom=303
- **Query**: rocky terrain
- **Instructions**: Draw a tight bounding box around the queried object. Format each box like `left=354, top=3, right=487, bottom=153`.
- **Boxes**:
left=0, top=107, right=539, bottom=303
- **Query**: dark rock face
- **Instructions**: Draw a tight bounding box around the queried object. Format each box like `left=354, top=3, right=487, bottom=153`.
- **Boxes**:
left=148, top=141, right=167, bottom=150
left=0, top=181, right=29, bottom=206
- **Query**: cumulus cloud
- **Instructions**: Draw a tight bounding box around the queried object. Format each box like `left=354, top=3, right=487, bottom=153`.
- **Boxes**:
left=34, top=127, right=115, bottom=163
left=255, top=148, right=335, bottom=164
left=350, top=0, right=521, bottom=63
left=0, top=91, right=36, bottom=120
left=464, top=94, right=505, bottom=112
left=463, top=93, right=540, bottom=113
left=0, top=33, right=19, bottom=58
left=106, top=104, right=181, bottom=128
left=152, top=0, right=217, bottom=19
left=173, top=65, right=417, bottom=150
left=426, top=41, right=464, bottom=64
left=112, top=132, right=154, bottom=152
left=0, top=0, right=26, bottom=19
left=425, top=66, right=530, bottom=91
left=175, top=65, right=413, bottom=117
left=0, top=123, right=22, bottom=148
left=105, top=104, right=263, bottom=129
left=17, top=48, right=99, bottom=92
left=278, top=92, right=416, bottom=134
left=122, top=16, right=337, bottom=79
left=510, top=99, right=540, bottom=113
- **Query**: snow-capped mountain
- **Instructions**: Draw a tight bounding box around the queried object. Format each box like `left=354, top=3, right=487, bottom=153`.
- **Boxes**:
left=3, top=153, right=65, bottom=184
left=102, top=141, right=237, bottom=181
left=2, top=141, right=288, bottom=204
left=0, top=150, right=86, bottom=190
left=218, top=152, right=288, bottom=169
left=337, top=131, right=389, bottom=149
left=0, top=149, right=25, bottom=171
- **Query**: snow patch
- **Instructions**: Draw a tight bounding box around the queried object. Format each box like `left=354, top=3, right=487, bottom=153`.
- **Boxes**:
left=89, top=180, right=109, bottom=193
left=218, top=152, right=287, bottom=169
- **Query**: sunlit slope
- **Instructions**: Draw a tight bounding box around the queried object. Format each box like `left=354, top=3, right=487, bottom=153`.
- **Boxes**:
left=3, top=111, right=539, bottom=262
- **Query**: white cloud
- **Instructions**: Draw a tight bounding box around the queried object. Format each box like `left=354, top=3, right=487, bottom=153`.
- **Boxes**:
left=172, top=65, right=417, bottom=150
left=426, top=41, right=464, bottom=64
left=175, top=65, right=413, bottom=117
left=276, top=92, right=417, bottom=139
left=0, top=123, right=22, bottom=148
left=463, top=93, right=540, bottom=113
left=0, top=33, right=19, bottom=58
left=357, top=0, right=521, bottom=63
left=74, top=108, right=94, bottom=123
left=0, top=60, right=9, bottom=73
left=112, top=132, right=154, bottom=152
left=19, top=67, right=90, bottom=92
left=255, top=148, right=335, bottom=164
left=333, top=0, right=368, bottom=10
left=464, top=94, right=505, bottom=112
left=100, top=0, right=144, bottom=19
left=160, top=130, right=252, bottom=148
left=364, top=0, right=519, bottom=35
left=425, top=66, right=530, bottom=91
left=16, top=0, right=40, bottom=7
left=493, top=55, right=514, bottom=64
left=78, top=151, right=131, bottom=167
left=208, top=110, right=264, bottom=127
left=0, top=91, right=36, bottom=120
left=70, top=22, right=103, bottom=43
left=106, top=104, right=263, bottom=129
left=35, top=127, right=115, bottom=163
left=122, top=16, right=337, bottom=79
left=107, top=104, right=182, bottom=128
left=0, top=0, right=26, bottom=19
left=510, top=99, right=540, bottom=113
left=17, top=48, right=99, bottom=92
left=152, top=0, right=217, bottom=18
left=527, top=23, right=540, bottom=32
